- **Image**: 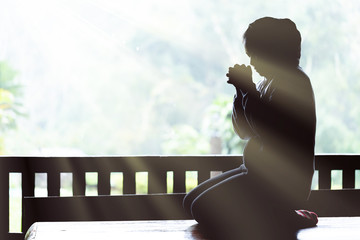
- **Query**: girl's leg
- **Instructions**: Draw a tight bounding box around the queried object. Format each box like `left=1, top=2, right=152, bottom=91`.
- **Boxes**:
left=183, top=165, right=247, bottom=216
left=190, top=172, right=298, bottom=240
left=190, top=173, right=315, bottom=239
left=190, top=172, right=257, bottom=239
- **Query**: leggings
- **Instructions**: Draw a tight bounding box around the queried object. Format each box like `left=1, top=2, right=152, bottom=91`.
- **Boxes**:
left=183, top=164, right=298, bottom=239
left=183, top=164, right=247, bottom=217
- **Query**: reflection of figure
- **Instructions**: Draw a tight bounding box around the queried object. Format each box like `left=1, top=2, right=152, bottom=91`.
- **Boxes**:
left=183, top=17, right=318, bottom=239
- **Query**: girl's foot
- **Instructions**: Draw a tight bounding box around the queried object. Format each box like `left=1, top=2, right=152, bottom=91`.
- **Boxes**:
left=294, top=209, right=318, bottom=228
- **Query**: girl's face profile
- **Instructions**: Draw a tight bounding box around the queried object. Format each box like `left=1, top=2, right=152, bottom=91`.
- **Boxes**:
left=249, top=53, right=279, bottom=78
left=250, top=55, right=266, bottom=77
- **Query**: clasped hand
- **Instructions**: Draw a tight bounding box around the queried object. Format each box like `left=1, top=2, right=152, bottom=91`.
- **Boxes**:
left=226, top=64, right=253, bottom=93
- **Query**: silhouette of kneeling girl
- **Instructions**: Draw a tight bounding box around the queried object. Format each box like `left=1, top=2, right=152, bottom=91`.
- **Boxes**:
left=183, top=17, right=318, bottom=239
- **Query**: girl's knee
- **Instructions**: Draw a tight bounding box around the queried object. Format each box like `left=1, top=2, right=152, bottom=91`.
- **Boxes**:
left=182, top=192, right=194, bottom=215
left=190, top=187, right=222, bottom=223
left=190, top=195, right=207, bottom=223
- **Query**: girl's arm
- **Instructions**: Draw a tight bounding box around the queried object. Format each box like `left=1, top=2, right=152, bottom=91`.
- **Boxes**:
left=227, top=64, right=258, bottom=139
left=242, top=76, right=315, bottom=147
left=232, top=91, right=256, bottom=140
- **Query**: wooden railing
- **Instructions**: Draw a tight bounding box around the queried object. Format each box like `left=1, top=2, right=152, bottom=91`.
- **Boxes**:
left=315, top=155, right=360, bottom=189
left=1, top=155, right=360, bottom=240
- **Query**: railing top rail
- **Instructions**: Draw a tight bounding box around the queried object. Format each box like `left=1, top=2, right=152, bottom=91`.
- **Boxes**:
left=2, top=154, right=360, bottom=172
left=0, top=155, right=242, bottom=172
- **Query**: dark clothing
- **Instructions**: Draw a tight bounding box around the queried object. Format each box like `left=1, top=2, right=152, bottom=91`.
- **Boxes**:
left=183, top=66, right=316, bottom=239
left=232, top=66, right=316, bottom=206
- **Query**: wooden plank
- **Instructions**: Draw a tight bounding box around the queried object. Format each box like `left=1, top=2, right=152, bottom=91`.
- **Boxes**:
left=23, top=194, right=191, bottom=227
left=22, top=188, right=360, bottom=233
left=298, top=217, right=360, bottom=240
left=315, top=154, right=360, bottom=170
left=10, top=154, right=360, bottom=177
left=25, top=220, right=201, bottom=240
left=307, top=189, right=360, bottom=217
left=24, top=217, right=360, bottom=240
left=5, top=233, right=23, bottom=240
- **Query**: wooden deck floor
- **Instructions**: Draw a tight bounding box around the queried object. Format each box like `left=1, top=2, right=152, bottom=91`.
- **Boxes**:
left=26, top=217, right=360, bottom=240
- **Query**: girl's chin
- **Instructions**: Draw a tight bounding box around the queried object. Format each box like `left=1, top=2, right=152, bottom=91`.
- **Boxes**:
left=254, top=69, right=264, bottom=76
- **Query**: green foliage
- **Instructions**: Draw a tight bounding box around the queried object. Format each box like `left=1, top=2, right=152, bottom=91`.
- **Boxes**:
left=0, top=62, right=22, bottom=131
left=203, top=95, right=246, bottom=154
left=162, top=124, right=210, bottom=154
left=0, top=61, right=24, bottom=153
left=2, top=0, right=360, bottom=155
left=161, top=95, right=247, bottom=155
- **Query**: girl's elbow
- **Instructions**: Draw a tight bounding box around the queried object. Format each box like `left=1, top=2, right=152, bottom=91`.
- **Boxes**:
left=234, top=127, right=253, bottom=140
left=239, top=133, right=252, bottom=140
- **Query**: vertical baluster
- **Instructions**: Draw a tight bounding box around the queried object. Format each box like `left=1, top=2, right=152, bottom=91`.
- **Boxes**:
left=123, top=171, right=135, bottom=194
left=73, top=171, right=86, bottom=196
left=0, top=169, right=9, bottom=237
left=47, top=172, right=60, bottom=196
left=22, top=171, right=35, bottom=197
left=173, top=170, right=186, bottom=193
left=319, top=168, right=331, bottom=190
left=198, top=171, right=210, bottom=185
left=343, top=169, right=355, bottom=189
left=98, top=171, right=111, bottom=195
left=22, top=170, right=35, bottom=233
left=148, top=170, right=167, bottom=194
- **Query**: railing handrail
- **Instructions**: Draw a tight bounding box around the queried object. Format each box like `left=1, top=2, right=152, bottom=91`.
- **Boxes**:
left=2, top=154, right=360, bottom=240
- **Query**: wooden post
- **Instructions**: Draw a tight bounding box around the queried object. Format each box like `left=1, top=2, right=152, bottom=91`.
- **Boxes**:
left=47, top=172, right=60, bottom=196
left=319, top=168, right=331, bottom=190
left=98, top=172, right=111, bottom=195
left=198, top=170, right=210, bottom=185
left=148, top=170, right=167, bottom=194
left=73, top=171, right=86, bottom=196
left=0, top=162, right=9, bottom=239
left=173, top=170, right=186, bottom=193
left=343, top=169, right=355, bottom=189
left=123, top=171, right=136, bottom=194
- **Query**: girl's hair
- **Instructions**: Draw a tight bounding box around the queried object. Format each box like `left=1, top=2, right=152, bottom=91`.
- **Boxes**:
left=243, top=17, right=301, bottom=66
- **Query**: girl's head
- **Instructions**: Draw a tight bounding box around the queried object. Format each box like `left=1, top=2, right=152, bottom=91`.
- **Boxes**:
left=243, top=17, right=301, bottom=76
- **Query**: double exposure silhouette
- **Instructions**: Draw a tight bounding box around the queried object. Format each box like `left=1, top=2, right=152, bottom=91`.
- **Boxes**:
left=183, top=17, right=317, bottom=239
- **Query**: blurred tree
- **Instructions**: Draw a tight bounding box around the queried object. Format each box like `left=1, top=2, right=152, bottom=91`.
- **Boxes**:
left=161, top=96, right=246, bottom=155
left=0, top=61, right=23, bottom=153
left=162, top=124, right=210, bottom=154
left=203, top=95, right=246, bottom=154
left=2, top=0, right=360, bottom=155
